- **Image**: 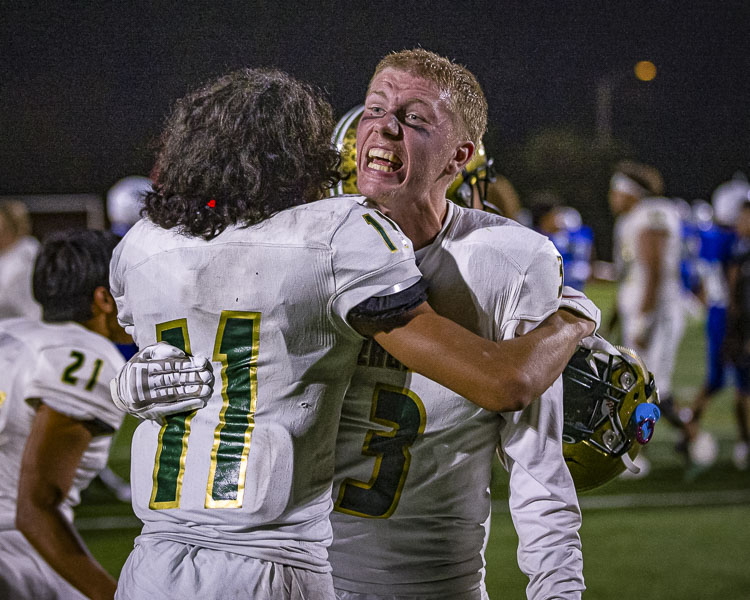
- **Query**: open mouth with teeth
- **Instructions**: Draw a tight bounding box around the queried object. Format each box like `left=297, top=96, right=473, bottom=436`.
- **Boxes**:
left=367, top=148, right=403, bottom=173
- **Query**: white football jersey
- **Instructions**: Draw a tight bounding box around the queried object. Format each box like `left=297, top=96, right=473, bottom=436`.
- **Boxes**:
left=110, top=196, right=422, bottom=573
left=613, top=197, right=684, bottom=316
left=329, top=202, right=584, bottom=598
left=0, top=318, right=125, bottom=529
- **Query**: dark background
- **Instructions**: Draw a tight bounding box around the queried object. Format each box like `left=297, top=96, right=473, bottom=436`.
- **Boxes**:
left=2, top=1, right=747, bottom=231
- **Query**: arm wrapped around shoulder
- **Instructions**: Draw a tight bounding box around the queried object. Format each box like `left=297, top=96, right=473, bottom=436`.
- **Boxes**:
left=348, top=279, right=429, bottom=337
left=110, top=342, right=214, bottom=423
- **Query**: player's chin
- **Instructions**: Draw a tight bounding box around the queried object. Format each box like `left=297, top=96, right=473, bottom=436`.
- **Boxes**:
left=358, top=169, right=403, bottom=199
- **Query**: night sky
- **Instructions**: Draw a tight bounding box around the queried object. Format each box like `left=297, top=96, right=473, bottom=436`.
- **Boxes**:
left=2, top=1, right=748, bottom=202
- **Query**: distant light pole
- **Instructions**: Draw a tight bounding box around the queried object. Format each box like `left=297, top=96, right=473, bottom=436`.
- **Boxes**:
left=596, top=61, right=657, bottom=143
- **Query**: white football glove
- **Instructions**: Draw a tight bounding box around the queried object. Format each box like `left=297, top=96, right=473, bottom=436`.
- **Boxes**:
left=110, top=342, right=214, bottom=422
left=559, top=286, right=601, bottom=334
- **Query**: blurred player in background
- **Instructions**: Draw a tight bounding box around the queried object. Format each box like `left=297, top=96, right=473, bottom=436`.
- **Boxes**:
left=683, top=176, right=750, bottom=468
left=0, top=230, right=130, bottom=600
left=96, top=176, right=154, bottom=503
left=107, top=176, right=152, bottom=238
left=722, top=199, right=750, bottom=469
left=609, top=159, right=689, bottom=474
left=0, top=200, right=41, bottom=320
left=530, top=191, right=594, bottom=292
left=110, top=67, right=595, bottom=600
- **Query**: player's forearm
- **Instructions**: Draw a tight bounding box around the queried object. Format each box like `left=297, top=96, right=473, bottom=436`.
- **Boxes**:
left=505, top=427, right=585, bottom=600
left=376, top=307, right=593, bottom=412
left=511, top=494, right=584, bottom=600
left=640, top=262, right=661, bottom=314
left=504, top=308, right=595, bottom=398
left=17, top=504, right=116, bottom=600
left=638, top=229, right=666, bottom=315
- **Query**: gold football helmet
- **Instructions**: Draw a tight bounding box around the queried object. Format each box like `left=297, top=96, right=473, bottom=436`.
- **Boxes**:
left=445, top=143, right=497, bottom=212
left=562, top=344, right=660, bottom=492
left=329, top=104, right=495, bottom=207
left=330, top=104, right=363, bottom=196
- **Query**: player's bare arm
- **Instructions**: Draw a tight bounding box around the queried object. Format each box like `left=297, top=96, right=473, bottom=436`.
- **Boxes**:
left=374, top=301, right=595, bottom=413
left=638, top=228, right=667, bottom=315
left=16, top=404, right=117, bottom=600
left=112, top=286, right=598, bottom=417
left=635, top=228, right=668, bottom=347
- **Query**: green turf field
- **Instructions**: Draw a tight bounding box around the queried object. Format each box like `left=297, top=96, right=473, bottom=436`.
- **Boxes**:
left=78, top=281, right=750, bottom=598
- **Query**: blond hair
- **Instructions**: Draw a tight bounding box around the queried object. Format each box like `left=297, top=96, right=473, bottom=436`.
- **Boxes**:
left=370, top=49, right=488, bottom=145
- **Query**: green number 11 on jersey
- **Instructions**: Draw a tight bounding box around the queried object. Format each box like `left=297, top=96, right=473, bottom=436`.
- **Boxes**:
left=149, top=311, right=260, bottom=510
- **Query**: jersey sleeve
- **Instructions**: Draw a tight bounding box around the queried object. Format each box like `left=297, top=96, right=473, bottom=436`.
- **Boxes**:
left=503, top=238, right=564, bottom=337
left=497, top=379, right=585, bottom=599
left=329, top=207, right=423, bottom=337
left=494, top=238, right=584, bottom=598
left=110, top=233, right=135, bottom=337
left=25, top=344, right=125, bottom=433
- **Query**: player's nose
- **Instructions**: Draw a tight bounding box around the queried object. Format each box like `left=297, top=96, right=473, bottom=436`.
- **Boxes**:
left=374, top=112, right=400, bottom=137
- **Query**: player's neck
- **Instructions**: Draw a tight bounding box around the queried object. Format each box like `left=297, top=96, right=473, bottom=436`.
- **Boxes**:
left=82, top=313, right=109, bottom=339
left=373, top=195, right=448, bottom=250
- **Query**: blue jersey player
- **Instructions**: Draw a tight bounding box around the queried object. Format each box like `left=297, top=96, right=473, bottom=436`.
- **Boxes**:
left=686, top=178, right=750, bottom=468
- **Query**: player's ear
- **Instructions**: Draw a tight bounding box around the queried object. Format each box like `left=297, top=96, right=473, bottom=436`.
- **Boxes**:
left=91, top=286, right=117, bottom=316
left=445, top=141, right=475, bottom=178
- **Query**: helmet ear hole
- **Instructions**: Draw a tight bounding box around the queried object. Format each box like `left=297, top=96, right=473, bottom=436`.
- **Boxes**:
left=562, top=344, right=660, bottom=492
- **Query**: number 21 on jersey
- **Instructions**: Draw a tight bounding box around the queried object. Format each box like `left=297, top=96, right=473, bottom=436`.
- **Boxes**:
left=149, top=311, right=259, bottom=510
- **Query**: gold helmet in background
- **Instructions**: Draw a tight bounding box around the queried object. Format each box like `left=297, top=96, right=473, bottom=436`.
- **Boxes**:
left=445, top=142, right=497, bottom=211
left=330, top=104, right=363, bottom=196
left=330, top=104, right=495, bottom=206
left=562, top=344, right=660, bottom=492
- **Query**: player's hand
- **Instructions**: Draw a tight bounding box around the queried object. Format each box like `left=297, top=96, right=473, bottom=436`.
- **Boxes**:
left=110, top=342, right=214, bottom=422
left=559, top=286, right=601, bottom=335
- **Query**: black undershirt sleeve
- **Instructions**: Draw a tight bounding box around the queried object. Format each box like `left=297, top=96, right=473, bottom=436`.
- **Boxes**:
left=347, top=279, right=429, bottom=337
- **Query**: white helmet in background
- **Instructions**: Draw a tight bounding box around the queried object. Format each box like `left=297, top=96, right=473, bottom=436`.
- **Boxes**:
left=107, top=175, right=153, bottom=236
left=557, top=206, right=583, bottom=231
left=712, top=173, right=750, bottom=227
left=691, top=199, right=713, bottom=230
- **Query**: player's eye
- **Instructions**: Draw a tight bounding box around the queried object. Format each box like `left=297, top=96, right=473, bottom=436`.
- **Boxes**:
left=368, top=106, right=385, bottom=116
left=405, top=113, right=423, bottom=123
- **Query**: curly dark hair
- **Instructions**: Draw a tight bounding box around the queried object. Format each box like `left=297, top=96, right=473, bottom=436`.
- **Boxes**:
left=145, top=68, right=341, bottom=239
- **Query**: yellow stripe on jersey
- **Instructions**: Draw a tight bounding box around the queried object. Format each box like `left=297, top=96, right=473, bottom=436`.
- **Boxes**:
left=363, top=214, right=398, bottom=253
left=149, top=411, right=194, bottom=509
left=156, top=318, right=192, bottom=354
left=150, top=319, right=195, bottom=510
left=205, top=310, right=260, bottom=509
